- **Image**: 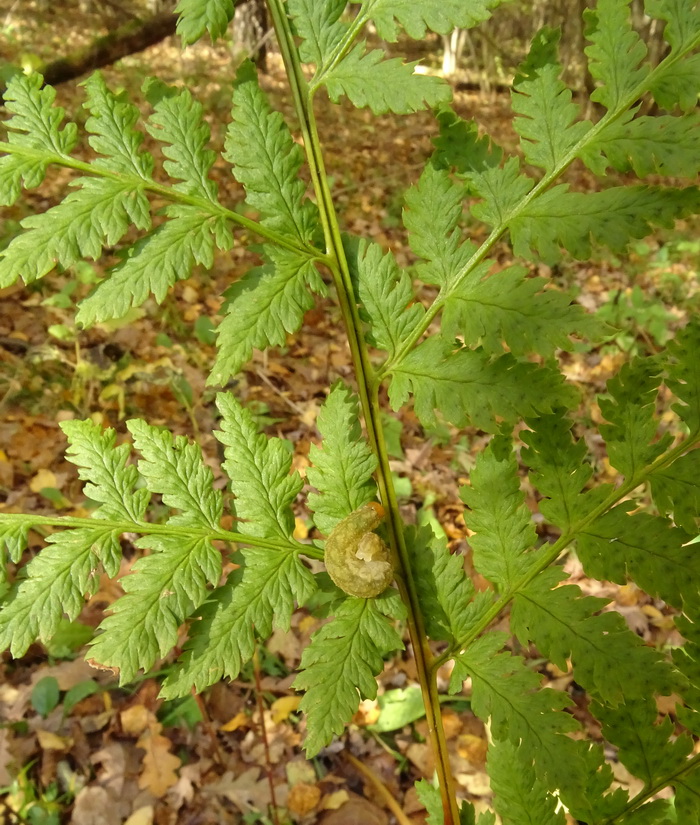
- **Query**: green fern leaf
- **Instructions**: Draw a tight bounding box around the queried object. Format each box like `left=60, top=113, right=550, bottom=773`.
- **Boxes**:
left=443, top=265, right=598, bottom=357
left=388, top=337, right=578, bottom=431
left=599, top=359, right=671, bottom=477
left=359, top=0, right=506, bottom=40
left=0, top=73, right=77, bottom=205
left=488, top=739, right=566, bottom=825
left=578, top=507, right=698, bottom=608
left=593, top=696, right=693, bottom=787
left=584, top=0, right=649, bottom=111
left=307, top=382, right=378, bottom=535
left=295, top=591, right=405, bottom=756
left=161, top=547, right=317, bottom=697
left=521, top=412, right=596, bottom=531
left=87, top=421, right=222, bottom=681
left=225, top=60, right=318, bottom=242
left=175, top=0, right=235, bottom=44
left=470, top=157, right=535, bottom=227
left=403, top=165, right=472, bottom=286
left=0, top=419, right=145, bottom=654
left=322, top=44, right=451, bottom=115
left=0, top=521, right=30, bottom=569
left=60, top=419, right=149, bottom=527
left=650, top=53, right=700, bottom=111
left=512, top=568, right=677, bottom=705
left=347, top=239, right=424, bottom=359
left=583, top=112, right=700, bottom=178
left=0, top=178, right=151, bottom=289
left=147, top=87, right=218, bottom=201
left=82, top=72, right=153, bottom=179
left=76, top=205, right=230, bottom=325
left=210, top=246, right=325, bottom=385
left=650, top=450, right=700, bottom=534
left=88, top=532, right=221, bottom=683
left=127, top=420, right=222, bottom=529
left=288, top=0, right=347, bottom=68
left=512, top=63, right=590, bottom=173
left=450, top=634, right=585, bottom=794
left=509, top=184, right=700, bottom=262
left=405, top=525, right=490, bottom=643
left=215, top=393, right=302, bottom=539
left=647, top=0, right=700, bottom=52
left=431, top=106, right=503, bottom=177
left=0, top=527, right=123, bottom=656
left=666, top=322, right=700, bottom=434
left=460, top=446, right=540, bottom=591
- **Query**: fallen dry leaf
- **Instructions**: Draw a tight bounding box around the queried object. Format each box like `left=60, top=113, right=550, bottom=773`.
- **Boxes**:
left=287, top=782, right=321, bottom=816
left=136, top=724, right=181, bottom=797
left=270, top=695, right=301, bottom=724
left=220, top=711, right=250, bottom=732
left=70, top=786, right=122, bottom=825
left=123, top=805, right=154, bottom=825
left=121, top=705, right=152, bottom=737
left=36, top=730, right=72, bottom=751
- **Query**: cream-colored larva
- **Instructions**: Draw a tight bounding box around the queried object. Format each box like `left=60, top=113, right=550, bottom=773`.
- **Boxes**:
left=324, top=502, right=394, bottom=598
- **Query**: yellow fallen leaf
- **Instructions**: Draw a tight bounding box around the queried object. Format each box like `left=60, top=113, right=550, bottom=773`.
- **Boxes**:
left=37, top=730, right=72, bottom=751
left=293, top=517, right=309, bottom=540
left=220, top=711, right=250, bottom=732
left=137, top=723, right=180, bottom=797
left=123, top=805, right=154, bottom=825
left=287, top=782, right=321, bottom=816
left=270, top=695, right=301, bottom=724
left=121, top=704, right=152, bottom=736
left=29, top=468, right=57, bottom=493
left=320, top=790, right=350, bottom=811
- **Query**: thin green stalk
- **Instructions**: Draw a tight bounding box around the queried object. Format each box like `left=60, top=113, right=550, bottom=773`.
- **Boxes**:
left=378, top=30, right=700, bottom=381
left=0, top=141, right=327, bottom=261
left=0, top=512, right=321, bottom=558
left=433, top=430, right=700, bottom=671
left=266, top=3, right=460, bottom=821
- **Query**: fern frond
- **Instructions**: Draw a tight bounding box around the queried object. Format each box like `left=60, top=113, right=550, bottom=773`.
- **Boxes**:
left=488, top=739, right=566, bottom=825
left=161, top=547, right=317, bottom=697
left=146, top=87, right=218, bottom=201
left=512, top=63, right=590, bottom=174
left=295, top=590, right=405, bottom=756
left=358, top=0, right=507, bottom=40
left=521, top=412, right=596, bottom=531
left=584, top=0, right=649, bottom=110
left=321, top=44, right=451, bottom=115
left=509, top=184, right=700, bottom=262
left=306, top=382, right=378, bottom=535
left=215, top=393, right=303, bottom=539
left=175, top=0, right=235, bottom=45
left=650, top=451, right=700, bottom=534
left=0, top=73, right=77, bottom=205
left=666, top=322, right=700, bottom=434
left=599, top=359, right=671, bottom=477
left=403, top=165, right=473, bottom=286
left=647, top=0, right=700, bottom=52
left=76, top=205, right=230, bottom=325
left=388, top=337, right=578, bottom=431
left=347, top=239, right=425, bottom=360
left=443, top=265, right=600, bottom=357
left=210, top=246, right=325, bottom=385
left=288, top=0, right=347, bottom=70
left=512, top=568, right=677, bottom=705
left=460, top=446, right=541, bottom=591
left=82, top=72, right=153, bottom=179
left=578, top=508, right=698, bottom=609
left=225, top=61, right=319, bottom=243
left=405, top=525, right=490, bottom=643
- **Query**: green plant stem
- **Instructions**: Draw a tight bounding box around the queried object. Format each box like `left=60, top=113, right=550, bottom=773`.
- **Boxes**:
left=0, top=141, right=328, bottom=263
left=603, top=751, right=700, bottom=824
left=0, top=512, right=321, bottom=558
left=266, top=3, right=459, bottom=822
left=377, top=29, right=700, bottom=381
left=433, top=430, right=700, bottom=671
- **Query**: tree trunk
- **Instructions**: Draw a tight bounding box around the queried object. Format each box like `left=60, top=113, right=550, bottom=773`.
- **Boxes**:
left=1, top=11, right=177, bottom=104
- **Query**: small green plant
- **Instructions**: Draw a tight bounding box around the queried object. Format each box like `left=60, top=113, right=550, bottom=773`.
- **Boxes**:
left=1, top=1, right=700, bottom=823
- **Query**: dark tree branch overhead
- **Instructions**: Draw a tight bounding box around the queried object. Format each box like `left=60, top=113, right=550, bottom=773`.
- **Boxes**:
left=1, top=12, right=177, bottom=104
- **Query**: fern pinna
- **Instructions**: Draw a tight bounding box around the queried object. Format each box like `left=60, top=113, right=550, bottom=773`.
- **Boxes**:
left=1, top=0, right=700, bottom=822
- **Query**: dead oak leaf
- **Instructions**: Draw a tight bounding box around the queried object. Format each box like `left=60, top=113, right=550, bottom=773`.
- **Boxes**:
left=136, top=723, right=180, bottom=797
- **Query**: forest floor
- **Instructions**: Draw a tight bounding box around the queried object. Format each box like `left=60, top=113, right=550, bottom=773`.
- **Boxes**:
left=1, top=3, right=700, bottom=824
